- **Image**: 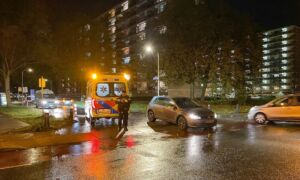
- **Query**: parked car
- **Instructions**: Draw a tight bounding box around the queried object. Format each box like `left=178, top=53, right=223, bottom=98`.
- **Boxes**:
left=147, top=96, right=217, bottom=130
left=248, top=94, right=300, bottom=124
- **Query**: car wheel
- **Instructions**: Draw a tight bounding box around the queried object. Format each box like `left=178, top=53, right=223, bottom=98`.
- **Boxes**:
left=147, top=110, right=156, bottom=122
left=254, top=113, right=267, bottom=124
left=177, top=116, right=187, bottom=130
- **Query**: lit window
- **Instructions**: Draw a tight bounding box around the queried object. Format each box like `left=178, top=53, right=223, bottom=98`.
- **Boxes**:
left=282, top=53, right=288, bottom=58
left=264, top=32, right=269, bottom=36
left=245, top=70, right=251, bottom=74
left=282, top=28, right=288, bottom=32
left=109, top=9, right=116, bottom=17
left=263, top=38, right=268, bottom=42
left=262, top=74, right=270, bottom=78
left=110, top=26, right=116, bottom=34
left=262, top=68, right=270, bottom=72
left=84, top=24, right=91, bottom=31
left=262, top=80, right=270, bottom=84
left=136, top=21, right=146, bottom=33
left=282, top=34, right=288, bottom=38
left=159, top=26, right=167, bottom=34
left=112, top=68, right=117, bottom=73
left=282, top=66, right=288, bottom=70
left=263, top=56, right=269, bottom=60
left=281, top=79, right=288, bottom=83
left=282, top=59, right=288, bottom=64
left=274, top=74, right=280, bottom=78
left=123, top=57, right=131, bottom=64
left=282, top=40, right=288, bottom=45
left=263, top=50, right=269, bottom=54
left=281, top=73, right=288, bottom=77
left=262, top=86, right=270, bottom=90
left=156, top=2, right=166, bottom=14
left=109, top=18, right=116, bottom=26
left=138, top=32, right=146, bottom=40
left=121, top=1, right=129, bottom=12
left=282, top=47, right=288, bottom=51
left=281, top=85, right=289, bottom=90
left=86, top=52, right=91, bottom=57
left=122, top=47, right=130, bottom=55
left=263, top=62, right=270, bottom=66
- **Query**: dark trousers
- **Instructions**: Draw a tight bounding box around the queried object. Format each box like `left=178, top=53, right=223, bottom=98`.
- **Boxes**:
left=118, top=112, right=128, bottom=129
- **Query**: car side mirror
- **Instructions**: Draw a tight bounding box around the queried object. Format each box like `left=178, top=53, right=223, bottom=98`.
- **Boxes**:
left=173, top=106, right=178, bottom=111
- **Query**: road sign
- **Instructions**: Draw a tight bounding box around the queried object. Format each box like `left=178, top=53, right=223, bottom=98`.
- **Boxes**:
left=22, top=87, right=28, bottom=93
left=18, top=87, right=22, bottom=92
left=39, top=77, right=46, bottom=88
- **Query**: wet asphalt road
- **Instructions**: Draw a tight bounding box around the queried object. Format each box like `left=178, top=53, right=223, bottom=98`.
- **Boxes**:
left=0, top=112, right=300, bottom=180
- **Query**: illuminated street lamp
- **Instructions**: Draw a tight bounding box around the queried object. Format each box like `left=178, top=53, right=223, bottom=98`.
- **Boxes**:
left=144, top=44, right=160, bottom=96
left=21, top=68, right=33, bottom=95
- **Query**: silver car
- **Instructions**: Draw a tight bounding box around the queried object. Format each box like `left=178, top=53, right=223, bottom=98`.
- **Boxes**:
left=147, top=96, right=217, bottom=130
left=248, top=94, right=300, bottom=124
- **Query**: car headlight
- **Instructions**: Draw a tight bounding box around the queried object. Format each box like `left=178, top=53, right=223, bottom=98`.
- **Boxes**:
left=214, top=113, right=218, bottom=119
left=41, top=100, right=47, bottom=105
left=189, top=113, right=201, bottom=120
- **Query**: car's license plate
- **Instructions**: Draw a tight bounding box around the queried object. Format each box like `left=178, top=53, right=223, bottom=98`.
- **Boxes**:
left=98, top=109, right=111, bottom=114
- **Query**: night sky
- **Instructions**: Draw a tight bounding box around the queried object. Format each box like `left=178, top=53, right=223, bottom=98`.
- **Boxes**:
left=54, top=0, right=300, bottom=30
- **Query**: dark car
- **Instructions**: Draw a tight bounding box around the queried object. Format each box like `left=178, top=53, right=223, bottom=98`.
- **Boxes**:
left=147, top=96, right=217, bottom=130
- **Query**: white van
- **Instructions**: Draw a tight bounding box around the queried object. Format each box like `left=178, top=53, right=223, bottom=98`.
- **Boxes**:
left=35, top=89, right=58, bottom=109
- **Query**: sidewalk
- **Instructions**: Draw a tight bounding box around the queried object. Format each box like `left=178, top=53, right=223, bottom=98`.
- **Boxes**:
left=0, top=114, right=30, bottom=134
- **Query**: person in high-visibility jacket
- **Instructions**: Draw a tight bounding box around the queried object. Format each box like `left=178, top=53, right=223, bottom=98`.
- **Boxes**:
left=116, top=91, right=131, bottom=131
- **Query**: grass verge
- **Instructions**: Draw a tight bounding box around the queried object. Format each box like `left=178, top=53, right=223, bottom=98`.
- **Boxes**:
left=0, top=106, right=73, bottom=132
left=129, top=101, right=252, bottom=114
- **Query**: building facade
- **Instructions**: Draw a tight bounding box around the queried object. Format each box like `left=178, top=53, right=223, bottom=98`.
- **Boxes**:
left=261, top=25, right=300, bottom=95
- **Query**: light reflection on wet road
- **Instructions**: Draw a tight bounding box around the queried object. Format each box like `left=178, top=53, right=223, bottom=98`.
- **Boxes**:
left=1, top=112, right=300, bottom=179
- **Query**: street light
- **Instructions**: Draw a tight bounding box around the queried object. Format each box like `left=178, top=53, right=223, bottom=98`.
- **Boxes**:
left=21, top=68, right=33, bottom=95
left=144, top=44, right=160, bottom=96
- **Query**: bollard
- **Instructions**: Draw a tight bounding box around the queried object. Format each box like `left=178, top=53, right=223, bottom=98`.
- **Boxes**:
left=235, top=104, right=240, bottom=114
left=43, top=112, right=50, bottom=129
left=69, top=108, right=74, bottom=121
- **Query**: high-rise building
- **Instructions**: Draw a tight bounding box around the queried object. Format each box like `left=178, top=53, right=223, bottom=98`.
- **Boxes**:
left=97, top=0, right=167, bottom=70
left=261, top=25, right=300, bottom=95
left=92, top=0, right=167, bottom=95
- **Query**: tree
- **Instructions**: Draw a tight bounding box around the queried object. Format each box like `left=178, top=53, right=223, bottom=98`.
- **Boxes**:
left=0, top=0, right=54, bottom=105
left=159, top=0, right=261, bottom=102
left=0, top=25, right=26, bottom=106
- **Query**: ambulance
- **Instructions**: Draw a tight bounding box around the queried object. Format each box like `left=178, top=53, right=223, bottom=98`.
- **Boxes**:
left=85, top=73, right=130, bottom=125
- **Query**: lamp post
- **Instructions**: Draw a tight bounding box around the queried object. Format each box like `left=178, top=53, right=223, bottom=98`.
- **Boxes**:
left=145, top=45, right=160, bottom=96
left=21, top=68, right=33, bottom=95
